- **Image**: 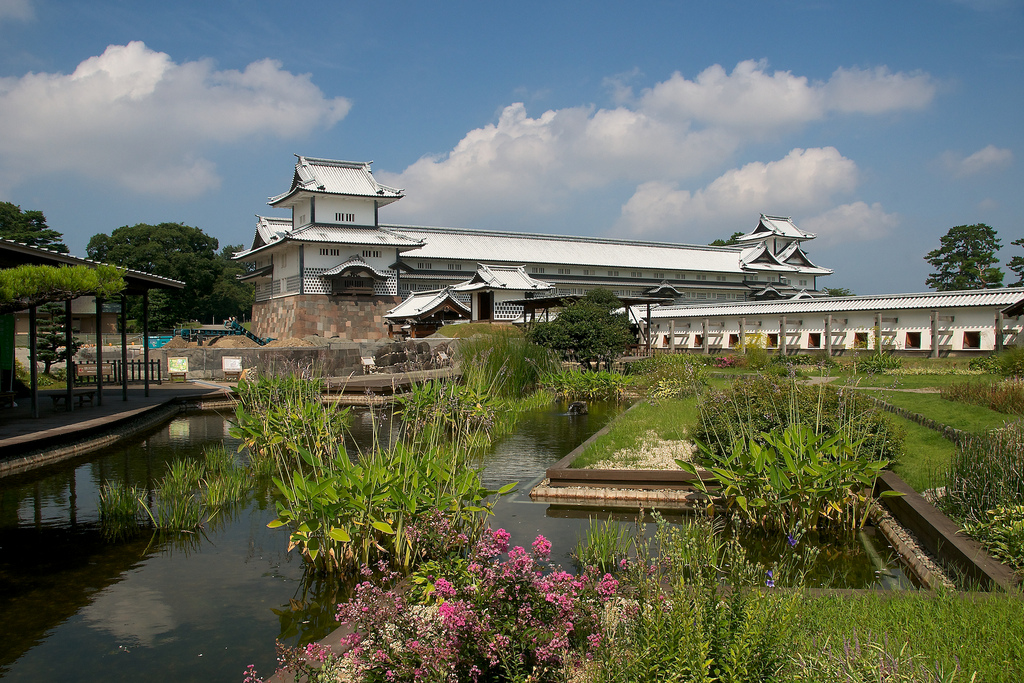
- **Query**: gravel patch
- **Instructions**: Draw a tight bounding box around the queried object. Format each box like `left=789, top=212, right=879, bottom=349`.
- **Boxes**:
left=585, top=432, right=694, bottom=470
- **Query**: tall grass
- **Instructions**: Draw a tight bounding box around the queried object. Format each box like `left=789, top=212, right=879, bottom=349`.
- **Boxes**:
left=456, top=327, right=559, bottom=398
left=941, top=377, right=1024, bottom=416
left=98, top=484, right=145, bottom=541
left=542, top=368, right=632, bottom=402
left=942, top=421, right=1024, bottom=525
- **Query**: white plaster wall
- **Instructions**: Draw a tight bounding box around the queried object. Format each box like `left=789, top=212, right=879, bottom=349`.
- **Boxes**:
left=316, top=196, right=376, bottom=226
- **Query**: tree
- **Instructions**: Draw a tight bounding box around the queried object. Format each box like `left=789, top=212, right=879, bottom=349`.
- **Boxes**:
left=36, top=302, right=83, bottom=374
left=0, top=264, right=125, bottom=315
left=527, top=289, right=634, bottom=368
left=1008, top=238, right=1024, bottom=287
left=709, top=231, right=744, bottom=247
left=924, top=224, right=1004, bottom=291
left=821, top=287, right=855, bottom=297
left=0, top=202, right=69, bottom=252
left=87, top=223, right=251, bottom=329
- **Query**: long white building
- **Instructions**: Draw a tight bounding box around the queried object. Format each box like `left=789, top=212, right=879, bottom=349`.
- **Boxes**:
left=235, top=155, right=833, bottom=340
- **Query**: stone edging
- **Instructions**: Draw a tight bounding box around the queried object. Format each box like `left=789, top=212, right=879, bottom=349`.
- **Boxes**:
left=864, top=395, right=970, bottom=444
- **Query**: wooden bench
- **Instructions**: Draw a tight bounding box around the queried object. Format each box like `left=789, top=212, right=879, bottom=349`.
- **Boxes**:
left=0, top=391, right=16, bottom=409
left=46, top=388, right=97, bottom=410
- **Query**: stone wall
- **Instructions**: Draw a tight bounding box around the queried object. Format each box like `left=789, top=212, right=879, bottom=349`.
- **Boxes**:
left=252, top=294, right=403, bottom=341
left=148, top=338, right=456, bottom=381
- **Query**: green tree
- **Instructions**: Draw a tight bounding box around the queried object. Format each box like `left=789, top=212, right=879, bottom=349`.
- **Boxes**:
left=0, top=202, right=69, bottom=252
left=87, top=223, right=252, bottom=329
left=36, top=302, right=82, bottom=374
left=821, top=287, right=855, bottom=297
left=1008, top=237, right=1024, bottom=287
left=924, top=224, right=1004, bottom=291
left=709, top=231, right=744, bottom=247
left=0, top=264, right=125, bottom=315
left=527, top=289, right=634, bottom=368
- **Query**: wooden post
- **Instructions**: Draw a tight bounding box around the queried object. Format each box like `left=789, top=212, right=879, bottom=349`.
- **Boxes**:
left=739, top=318, right=745, bottom=353
left=875, top=312, right=882, bottom=351
left=825, top=314, right=832, bottom=356
left=646, top=303, right=652, bottom=355
left=64, top=299, right=73, bottom=412
left=702, top=319, right=709, bottom=354
left=143, top=290, right=150, bottom=398
left=930, top=310, right=939, bottom=359
left=95, top=296, right=103, bottom=406
left=669, top=320, right=676, bottom=352
left=29, top=305, right=38, bottom=419
left=779, top=316, right=787, bottom=355
left=996, top=311, right=1004, bottom=352
left=121, top=294, right=128, bottom=401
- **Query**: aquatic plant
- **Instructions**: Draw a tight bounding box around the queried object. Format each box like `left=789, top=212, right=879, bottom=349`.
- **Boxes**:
left=456, top=326, right=559, bottom=399
left=573, top=516, right=635, bottom=573
left=98, top=483, right=146, bottom=541
left=542, top=367, right=632, bottom=402
left=961, top=505, right=1024, bottom=571
left=942, top=421, right=1024, bottom=530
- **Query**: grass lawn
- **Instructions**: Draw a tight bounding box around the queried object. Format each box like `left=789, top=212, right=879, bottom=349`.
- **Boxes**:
left=863, top=389, right=1014, bottom=434
left=570, top=397, right=697, bottom=468
left=796, top=591, right=1024, bottom=683
left=838, top=372, right=1001, bottom=389
left=889, top=416, right=955, bottom=492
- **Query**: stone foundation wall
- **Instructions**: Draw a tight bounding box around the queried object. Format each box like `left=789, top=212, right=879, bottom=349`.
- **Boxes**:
left=253, top=294, right=403, bottom=341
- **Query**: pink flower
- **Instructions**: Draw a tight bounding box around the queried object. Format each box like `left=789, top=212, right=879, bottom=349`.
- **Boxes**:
left=531, top=535, right=552, bottom=560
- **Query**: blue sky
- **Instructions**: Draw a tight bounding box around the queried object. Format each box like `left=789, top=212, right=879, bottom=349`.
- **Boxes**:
left=0, top=0, right=1021, bottom=294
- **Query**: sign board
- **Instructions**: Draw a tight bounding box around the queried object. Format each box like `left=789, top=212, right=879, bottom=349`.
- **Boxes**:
left=168, top=357, right=189, bottom=374
left=222, top=357, right=242, bottom=372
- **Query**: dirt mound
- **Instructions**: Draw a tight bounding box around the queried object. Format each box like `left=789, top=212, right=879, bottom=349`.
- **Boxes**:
left=263, top=337, right=316, bottom=348
left=162, top=336, right=193, bottom=348
left=210, top=335, right=261, bottom=348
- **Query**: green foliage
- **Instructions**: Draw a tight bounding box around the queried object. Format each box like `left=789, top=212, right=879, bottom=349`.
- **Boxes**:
left=790, top=636, right=966, bottom=683
left=1008, top=237, right=1024, bottom=287
left=456, top=326, right=558, bottom=398
left=397, top=379, right=499, bottom=439
left=0, top=263, right=125, bottom=314
left=924, top=223, right=1004, bottom=291
left=962, top=505, right=1024, bottom=571
left=941, top=421, right=1024, bottom=528
left=571, top=397, right=696, bottom=469
left=626, top=352, right=710, bottom=387
left=997, top=346, right=1024, bottom=378
left=941, top=378, right=1024, bottom=415
left=98, top=484, right=146, bottom=541
left=821, top=286, right=856, bottom=297
left=542, top=368, right=632, bottom=402
left=0, top=201, right=68, bottom=252
left=694, top=375, right=904, bottom=466
left=853, top=350, right=903, bottom=374
left=528, top=288, right=634, bottom=366
left=87, top=222, right=251, bottom=328
left=231, top=374, right=508, bottom=575
left=35, top=302, right=82, bottom=374
left=709, top=231, right=744, bottom=246
left=679, top=424, right=897, bottom=534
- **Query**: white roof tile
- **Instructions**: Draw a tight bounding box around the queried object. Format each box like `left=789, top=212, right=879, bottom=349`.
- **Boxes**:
left=269, top=156, right=404, bottom=207
left=452, top=264, right=553, bottom=292
left=385, top=289, right=471, bottom=320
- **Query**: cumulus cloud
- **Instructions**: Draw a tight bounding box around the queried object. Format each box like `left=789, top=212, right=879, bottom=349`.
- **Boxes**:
left=615, top=147, right=859, bottom=239
left=0, top=41, right=350, bottom=197
left=941, top=144, right=1013, bottom=177
left=0, top=0, right=33, bottom=22
left=380, top=60, right=934, bottom=225
left=800, top=202, right=900, bottom=248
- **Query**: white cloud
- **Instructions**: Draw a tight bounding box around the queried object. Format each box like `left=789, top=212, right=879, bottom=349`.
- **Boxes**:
left=616, top=147, right=859, bottom=239
left=800, top=202, right=900, bottom=248
left=941, top=144, right=1013, bottom=177
left=380, top=60, right=934, bottom=225
left=0, top=41, right=350, bottom=197
left=0, top=0, right=33, bottom=23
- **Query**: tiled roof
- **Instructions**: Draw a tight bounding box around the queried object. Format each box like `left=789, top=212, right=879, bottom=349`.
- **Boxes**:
left=650, top=287, right=1024, bottom=319
left=389, top=225, right=749, bottom=273
left=736, top=214, right=815, bottom=242
left=269, top=156, right=404, bottom=207
left=322, top=256, right=390, bottom=279
left=385, top=288, right=471, bottom=321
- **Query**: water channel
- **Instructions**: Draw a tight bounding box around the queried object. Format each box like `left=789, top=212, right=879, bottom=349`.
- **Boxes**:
left=0, top=402, right=914, bottom=682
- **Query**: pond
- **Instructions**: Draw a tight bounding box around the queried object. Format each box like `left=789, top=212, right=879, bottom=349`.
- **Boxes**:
left=0, top=402, right=914, bottom=682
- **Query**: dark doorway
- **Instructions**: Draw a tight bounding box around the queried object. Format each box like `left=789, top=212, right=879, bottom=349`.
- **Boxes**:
left=478, top=292, right=494, bottom=320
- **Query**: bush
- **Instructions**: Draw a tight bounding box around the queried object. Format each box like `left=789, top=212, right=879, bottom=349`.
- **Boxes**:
left=693, top=375, right=904, bottom=466
left=854, top=351, right=903, bottom=374
left=998, top=346, right=1024, bottom=378
left=942, top=421, right=1024, bottom=527
left=961, top=505, right=1024, bottom=571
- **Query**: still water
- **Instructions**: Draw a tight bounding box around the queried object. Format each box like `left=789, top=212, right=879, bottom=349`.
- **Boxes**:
left=0, top=403, right=912, bottom=681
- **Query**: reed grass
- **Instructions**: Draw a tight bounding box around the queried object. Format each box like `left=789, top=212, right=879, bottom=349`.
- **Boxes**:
left=942, top=421, right=1024, bottom=525
left=456, top=327, right=559, bottom=398
left=98, top=483, right=145, bottom=541
left=941, top=378, right=1024, bottom=416
left=573, top=516, right=635, bottom=572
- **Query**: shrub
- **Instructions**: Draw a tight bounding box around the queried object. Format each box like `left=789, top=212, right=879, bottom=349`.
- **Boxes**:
left=998, top=346, right=1024, bottom=378
left=961, top=505, right=1024, bottom=571
left=854, top=350, right=903, bottom=374
left=969, top=354, right=1002, bottom=373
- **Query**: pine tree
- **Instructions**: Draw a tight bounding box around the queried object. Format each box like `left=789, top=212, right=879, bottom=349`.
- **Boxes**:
left=1008, top=237, right=1024, bottom=287
left=36, top=302, right=82, bottom=374
left=924, top=224, right=1004, bottom=291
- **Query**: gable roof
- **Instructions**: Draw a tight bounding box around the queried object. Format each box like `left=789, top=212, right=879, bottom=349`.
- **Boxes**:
left=736, top=214, right=815, bottom=243
left=269, top=156, right=404, bottom=207
left=385, top=288, right=471, bottom=321
left=322, top=255, right=390, bottom=280
left=451, top=264, right=553, bottom=292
